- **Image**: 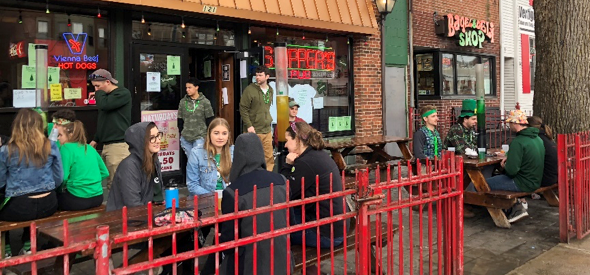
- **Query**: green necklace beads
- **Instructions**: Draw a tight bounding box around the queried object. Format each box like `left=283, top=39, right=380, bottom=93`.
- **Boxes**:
left=185, top=99, right=200, bottom=113
left=261, top=90, right=270, bottom=104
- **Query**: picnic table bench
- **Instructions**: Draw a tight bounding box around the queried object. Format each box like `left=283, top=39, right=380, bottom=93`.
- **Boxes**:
left=462, top=155, right=559, bottom=228
left=325, top=136, right=413, bottom=174
left=0, top=204, right=106, bottom=274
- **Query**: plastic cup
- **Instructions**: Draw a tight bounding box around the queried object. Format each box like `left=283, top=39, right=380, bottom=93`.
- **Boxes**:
left=215, top=190, right=223, bottom=211
left=448, top=147, right=456, bottom=152
left=502, top=144, right=509, bottom=153
left=478, top=148, right=486, bottom=160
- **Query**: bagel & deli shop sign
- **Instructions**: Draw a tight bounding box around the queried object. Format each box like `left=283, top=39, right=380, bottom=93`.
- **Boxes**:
left=437, top=14, right=495, bottom=48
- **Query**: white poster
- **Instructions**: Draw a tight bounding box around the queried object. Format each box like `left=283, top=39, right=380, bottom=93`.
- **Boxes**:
left=13, top=89, right=36, bottom=108
left=240, top=60, right=247, bottom=78
left=146, top=72, right=161, bottom=92
left=269, top=82, right=316, bottom=124
left=313, top=97, right=324, bottom=109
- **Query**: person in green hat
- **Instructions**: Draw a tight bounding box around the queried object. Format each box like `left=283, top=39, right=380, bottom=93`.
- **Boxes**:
left=444, top=99, right=477, bottom=155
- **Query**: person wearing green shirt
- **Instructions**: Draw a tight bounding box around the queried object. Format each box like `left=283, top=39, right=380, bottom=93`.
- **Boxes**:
left=57, top=120, right=107, bottom=210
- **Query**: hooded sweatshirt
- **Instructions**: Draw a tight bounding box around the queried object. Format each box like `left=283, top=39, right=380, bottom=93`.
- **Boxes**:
left=239, top=83, right=274, bottom=134
left=504, top=127, right=545, bottom=192
left=220, top=133, right=292, bottom=275
left=538, top=129, right=558, bottom=187
left=106, top=122, right=163, bottom=211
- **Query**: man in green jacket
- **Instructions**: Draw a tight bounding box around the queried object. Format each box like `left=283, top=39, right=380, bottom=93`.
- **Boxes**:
left=485, top=109, right=545, bottom=223
left=239, top=66, right=274, bottom=171
left=89, top=69, right=132, bottom=189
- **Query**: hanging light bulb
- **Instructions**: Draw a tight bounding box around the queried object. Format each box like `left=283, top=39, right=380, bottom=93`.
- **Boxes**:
left=141, top=12, right=145, bottom=24
left=302, top=32, right=305, bottom=40
left=276, top=27, right=279, bottom=36
left=18, top=11, right=23, bottom=24
left=67, top=15, right=71, bottom=27
left=325, top=35, right=329, bottom=42
left=214, top=32, right=217, bottom=40
left=248, top=25, right=251, bottom=35
left=97, top=7, right=101, bottom=18
left=46, top=0, right=50, bottom=14
left=182, top=31, right=186, bottom=38
left=181, top=17, right=185, bottom=29
left=147, top=24, right=152, bottom=36
left=216, top=21, right=219, bottom=32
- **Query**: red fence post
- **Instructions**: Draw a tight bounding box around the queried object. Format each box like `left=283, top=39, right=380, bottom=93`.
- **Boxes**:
left=558, top=134, right=570, bottom=243
left=95, top=225, right=110, bottom=275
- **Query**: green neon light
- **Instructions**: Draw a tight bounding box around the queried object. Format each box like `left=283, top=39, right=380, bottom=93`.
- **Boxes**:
left=286, top=44, right=333, bottom=50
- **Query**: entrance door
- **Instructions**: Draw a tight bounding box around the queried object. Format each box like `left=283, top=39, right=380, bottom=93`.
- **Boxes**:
left=131, top=43, right=188, bottom=185
left=218, top=53, right=235, bottom=132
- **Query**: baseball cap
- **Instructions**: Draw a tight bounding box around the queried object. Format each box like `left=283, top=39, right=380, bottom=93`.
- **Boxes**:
left=89, top=69, right=118, bottom=84
left=289, top=101, right=300, bottom=108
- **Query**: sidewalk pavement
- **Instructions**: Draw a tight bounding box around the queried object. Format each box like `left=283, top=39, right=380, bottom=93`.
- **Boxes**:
left=506, top=236, right=590, bottom=275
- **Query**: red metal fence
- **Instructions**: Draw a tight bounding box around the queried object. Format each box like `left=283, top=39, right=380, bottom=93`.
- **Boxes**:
left=0, top=154, right=464, bottom=275
left=558, top=132, right=590, bottom=243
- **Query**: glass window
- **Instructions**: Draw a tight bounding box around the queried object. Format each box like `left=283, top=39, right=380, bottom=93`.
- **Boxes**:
left=416, top=53, right=435, bottom=96
left=132, top=21, right=234, bottom=47
left=482, top=57, right=492, bottom=95
left=251, top=27, right=352, bottom=136
left=456, top=55, right=478, bottom=95
left=441, top=53, right=454, bottom=95
left=1, top=8, right=109, bottom=108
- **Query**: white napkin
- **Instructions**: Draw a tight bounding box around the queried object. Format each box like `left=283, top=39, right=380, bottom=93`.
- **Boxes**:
left=465, top=148, right=478, bottom=157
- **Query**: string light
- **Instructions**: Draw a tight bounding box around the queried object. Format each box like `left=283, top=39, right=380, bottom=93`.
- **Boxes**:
left=141, top=12, right=145, bottom=24
left=181, top=17, right=185, bottom=29
left=46, top=0, right=50, bottom=14
left=18, top=11, right=23, bottom=24
left=97, top=7, right=101, bottom=18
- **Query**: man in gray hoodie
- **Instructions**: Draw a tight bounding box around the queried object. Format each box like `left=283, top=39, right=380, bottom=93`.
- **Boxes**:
left=218, top=133, right=292, bottom=275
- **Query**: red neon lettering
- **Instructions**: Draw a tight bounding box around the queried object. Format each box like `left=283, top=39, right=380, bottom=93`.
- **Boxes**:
left=315, top=51, right=324, bottom=70
left=306, top=49, right=315, bottom=69
left=297, top=49, right=306, bottom=69
left=68, top=39, right=82, bottom=53
left=288, top=49, right=298, bottom=69
left=325, top=52, right=335, bottom=71
left=264, top=46, right=274, bottom=68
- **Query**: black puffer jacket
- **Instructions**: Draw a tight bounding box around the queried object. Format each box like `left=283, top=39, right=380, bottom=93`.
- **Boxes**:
left=539, top=130, right=558, bottom=187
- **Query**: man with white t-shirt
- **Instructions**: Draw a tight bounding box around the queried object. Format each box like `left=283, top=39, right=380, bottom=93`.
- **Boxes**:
left=239, top=66, right=275, bottom=171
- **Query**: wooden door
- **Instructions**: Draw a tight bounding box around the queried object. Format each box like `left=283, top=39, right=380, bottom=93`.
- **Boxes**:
left=217, top=53, right=235, bottom=133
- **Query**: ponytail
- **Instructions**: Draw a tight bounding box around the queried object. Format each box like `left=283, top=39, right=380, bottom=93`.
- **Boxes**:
left=289, top=122, right=325, bottom=150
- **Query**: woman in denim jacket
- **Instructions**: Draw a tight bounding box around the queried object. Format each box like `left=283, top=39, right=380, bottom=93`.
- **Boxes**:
left=0, top=109, right=63, bottom=257
left=186, top=118, right=234, bottom=196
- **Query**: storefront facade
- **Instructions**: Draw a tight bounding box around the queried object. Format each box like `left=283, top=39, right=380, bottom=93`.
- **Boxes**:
left=412, top=0, right=501, bottom=114
left=501, top=0, right=535, bottom=113
left=1, top=0, right=385, bottom=183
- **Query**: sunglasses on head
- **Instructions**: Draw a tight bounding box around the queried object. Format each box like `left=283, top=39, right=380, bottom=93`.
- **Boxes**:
left=88, top=74, right=108, bottom=81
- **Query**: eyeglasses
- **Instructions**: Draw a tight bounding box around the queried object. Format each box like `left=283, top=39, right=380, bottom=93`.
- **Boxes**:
left=150, top=132, right=164, bottom=143
left=88, top=74, right=108, bottom=81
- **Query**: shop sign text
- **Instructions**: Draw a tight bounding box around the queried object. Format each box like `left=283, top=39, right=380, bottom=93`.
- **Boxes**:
left=518, top=5, right=535, bottom=32
left=445, top=14, right=495, bottom=48
left=9, top=42, right=26, bottom=58
left=264, top=45, right=335, bottom=79
left=54, top=32, right=100, bottom=70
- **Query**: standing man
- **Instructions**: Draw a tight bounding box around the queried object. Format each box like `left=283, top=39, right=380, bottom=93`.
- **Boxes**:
left=274, top=99, right=305, bottom=147
left=89, top=69, right=132, bottom=190
left=444, top=99, right=477, bottom=154
left=178, top=78, right=215, bottom=156
left=240, top=66, right=274, bottom=171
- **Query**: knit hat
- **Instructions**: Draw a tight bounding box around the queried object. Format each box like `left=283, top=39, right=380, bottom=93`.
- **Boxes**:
left=506, top=110, right=528, bottom=124
left=229, top=133, right=266, bottom=183
left=459, top=99, right=476, bottom=118
left=289, top=101, right=300, bottom=108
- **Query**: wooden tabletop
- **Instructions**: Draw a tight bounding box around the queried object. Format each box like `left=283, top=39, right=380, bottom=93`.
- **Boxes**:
left=462, top=154, right=504, bottom=168
left=38, top=194, right=216, bottom=248
left=325, top=136, right=412, bottom=150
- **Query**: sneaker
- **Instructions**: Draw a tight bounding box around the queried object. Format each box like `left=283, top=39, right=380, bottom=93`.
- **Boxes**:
left=18, top=247, right=31, bottom=256
left=4, top=251, right=11, bottom=258
left=507, top=203, right=529, bottom=223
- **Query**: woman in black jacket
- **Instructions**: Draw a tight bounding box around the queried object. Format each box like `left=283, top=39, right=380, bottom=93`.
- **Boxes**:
left=527, top=116, right=557, bottom=187
left=280, top=122, right=348, bottom=248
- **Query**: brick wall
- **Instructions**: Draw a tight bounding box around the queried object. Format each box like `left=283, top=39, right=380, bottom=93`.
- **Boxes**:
left=353, top=5, right=384, bottom=138
left=412, top=0, right=501, bottom=110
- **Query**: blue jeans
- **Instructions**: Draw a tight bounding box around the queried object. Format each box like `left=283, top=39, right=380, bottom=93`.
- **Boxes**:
left=291, top=210, right=344, bottom=248
left=484, top=175, right=522, bottom=192
left=180, top=136, right=204, bottom=156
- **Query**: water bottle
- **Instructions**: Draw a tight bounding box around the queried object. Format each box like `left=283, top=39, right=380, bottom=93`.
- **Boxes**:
left=49, top=127, right=59, bottom=142
left=165, top=183, right=179, bottom=209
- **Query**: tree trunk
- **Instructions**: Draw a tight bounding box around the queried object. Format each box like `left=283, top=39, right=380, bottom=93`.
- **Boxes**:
left=533, top=0, right=590, bottom=134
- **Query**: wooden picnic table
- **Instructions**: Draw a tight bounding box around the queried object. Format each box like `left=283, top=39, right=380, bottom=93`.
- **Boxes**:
left=324, top=135, right=413, bottom=171
left=462, top=154, right=559, bottom=228
left=38, top=194, right=216, bottom=269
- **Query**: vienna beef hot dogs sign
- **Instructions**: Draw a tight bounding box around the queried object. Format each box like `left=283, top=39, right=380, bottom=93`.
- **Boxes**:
left=441, top=14, right=495, bottom=48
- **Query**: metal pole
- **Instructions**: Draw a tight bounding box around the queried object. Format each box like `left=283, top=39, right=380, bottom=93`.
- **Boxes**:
left=35, top=45, right=48, bottom=111
left=95, top=225, right=111, bottom=275
left=475, top=64, right=486, bottom=157
left=381, top=15, right=387, bottom=135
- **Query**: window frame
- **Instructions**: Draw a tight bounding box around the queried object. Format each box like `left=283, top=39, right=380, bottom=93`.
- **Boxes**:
left=414, top=49, right=497, bottom=99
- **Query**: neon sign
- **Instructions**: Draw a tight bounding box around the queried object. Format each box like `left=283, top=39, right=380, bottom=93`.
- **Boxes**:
left=54, top=32, right=99, bottom=70
left=264, top=45, right=335, bottom=79
left=441, top=14, right=495, bottom=48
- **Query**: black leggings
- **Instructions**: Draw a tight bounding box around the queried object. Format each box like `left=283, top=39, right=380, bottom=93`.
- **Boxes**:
left=0, top=191, right=58, bottom=243
left=57, top=190, right=103, bottom=211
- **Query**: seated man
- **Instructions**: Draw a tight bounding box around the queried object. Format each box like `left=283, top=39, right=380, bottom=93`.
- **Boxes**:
left=483, top=110, right=545, bottom=223
left=444, top=99, right=477, bottom=155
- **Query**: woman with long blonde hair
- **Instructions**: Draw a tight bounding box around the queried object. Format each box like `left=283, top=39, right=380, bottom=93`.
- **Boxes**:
left=0, top=109, right=63, bottom=257
left=186, top=117, right=234, bottom=196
